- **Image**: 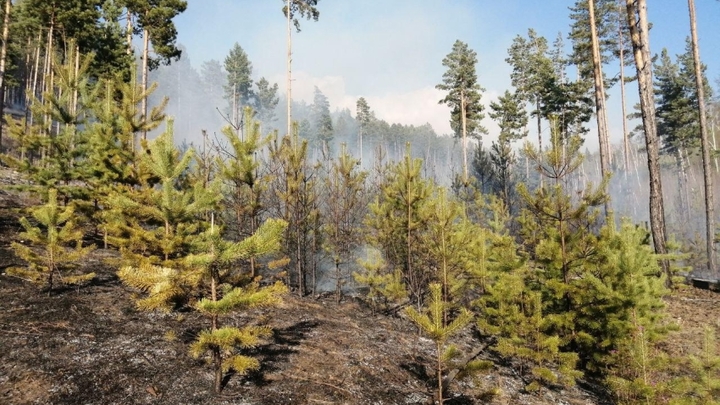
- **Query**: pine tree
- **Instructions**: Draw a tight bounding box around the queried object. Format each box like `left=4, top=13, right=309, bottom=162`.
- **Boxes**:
left=518, top=118, right=606, bottom=355
left=224, top=42, right=254, bottom=127
left=470, top=195, right=582, bottom=390
left=477, top=268, right=582, bottom=390
left=512, top=118, right=672, bottom=388
left=356, top=97, right=373, bottom=162
left=8, top=188, right=95, bottom=291
left=624, top=0, right=671, bottom=285
left=568, top=0, right=618, bottom=84
left=365, top=147, right=434, bottom=307
left=437, top=40, right=486, bottom=183
left=267, top=125, right=319, bottom=296
left=111, top=120, right=220, bottom=284
left=321, top=144, right=368, bottom=303
left=185, top=218, right=287, bottom=393
left=420, top=188, right=475, bottom=322
left=216, top=107, right=271, bottom=277
left=488, top=90, right=528, bottom=212
left=255, top=77, right=279, bottom=128
left=672, top=327, right=720, bottom=404
left=506, top=29, right=554, bottom=169
left=587, top=0, right=612, bottom=216
left=1, top=45, right=96, bottom=201
left=12, top=0, right=131, bottom=81
left=404, top=283, right=474, bottom=403
left=654, top=43, right=712, bottom=157
left=687, top=0, right=716, bottom=277
left=123, top=0, right=187, bottom=142
left=311, top=86, right=333, bottom=154
left=353, top=249, right=407, bottom=314
left=577, top=220, right=669, bottom=373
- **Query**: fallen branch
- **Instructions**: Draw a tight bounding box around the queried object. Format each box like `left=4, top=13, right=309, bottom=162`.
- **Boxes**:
left=442, top=342, right=489, bottom=390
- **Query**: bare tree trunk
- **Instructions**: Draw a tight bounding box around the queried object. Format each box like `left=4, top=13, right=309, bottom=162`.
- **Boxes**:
left=437, top=341, right=444, bottom=405
left=42, top=12, right=55, bottom=155
left=29, top=34, right=41, bottom=128
left=677, top=149, right=691, bottom=225
left=460, top=91, right=468, bottom=184
left=126, top=11, right=133, bottom=54
left=589, top=0, right=612, bottom=219
left=625, top=0, right=671, bottom=284
left=0, top=0, right=11, bottom=150
left=69, top=43, right=79, bottom=154
left=687, top=0, right=716, bottom=274
left=286, top=0, right=292, bottom=137
left=712, top=121, right=719, bottom=173
left=141, top=27, right=149, bottom=145
left=536, top=98, right=543, bottom=187
left=618, top=0, right=631, bottom=177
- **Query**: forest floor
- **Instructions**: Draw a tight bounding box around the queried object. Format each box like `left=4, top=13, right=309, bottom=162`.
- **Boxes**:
left=1, top=169, right=718, bottom=405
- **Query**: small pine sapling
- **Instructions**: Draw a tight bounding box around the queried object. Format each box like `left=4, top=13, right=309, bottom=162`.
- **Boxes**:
left=120, top=214, right=288, bottom=393
left=110, top=120, right=220, bottom=269
left=420, top=188, right=471, bottom=321
left=8, top=189, right=95, bottom=291
left=186, top=217, right=288, bottom=393
left=668, top=327, right=720, bottom=405
left=321, top=144, right=368, bottom=303
left=476, top=268, right=582, bottom=391
left=364, top=147, right=434, bottom=307
left=404, top=283, right=475, bottom=404
left=353, top=249, right=407, bottom=314
left=605, top=309, right=672, bottom=404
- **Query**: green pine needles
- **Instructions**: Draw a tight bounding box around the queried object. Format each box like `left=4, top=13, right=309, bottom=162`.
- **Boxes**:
left=8, top=189, right=95, bottom=291
left=405, top=283, right=478, bottom=404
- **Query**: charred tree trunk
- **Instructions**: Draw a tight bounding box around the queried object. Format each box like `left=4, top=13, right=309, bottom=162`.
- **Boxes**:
left=625, top=0, right=671, bottom=284
left=687, top=0, right=716, bottom=274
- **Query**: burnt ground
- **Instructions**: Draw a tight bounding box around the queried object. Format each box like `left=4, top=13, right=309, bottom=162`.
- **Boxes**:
left=1, top=171, right=718, bottom=405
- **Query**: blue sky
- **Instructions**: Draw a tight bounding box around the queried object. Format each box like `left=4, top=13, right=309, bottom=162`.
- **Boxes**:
left=173, top=0, right=720, bottom=147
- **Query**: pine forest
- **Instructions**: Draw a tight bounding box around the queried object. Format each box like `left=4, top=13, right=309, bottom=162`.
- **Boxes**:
left=0, top=1, right=719, bottom=404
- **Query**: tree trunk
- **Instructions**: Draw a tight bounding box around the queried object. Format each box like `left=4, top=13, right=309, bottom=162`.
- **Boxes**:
left=141, top=26, right=149, bottom=145
left=687, top=0, right=716, bottom=275
left=29, top=33, right=41, bottom=129
left=536, top=98, right=543, bottom=187
left=625, top=0, right=671, bottom=285
left=589, top=0, right=612, bottom=219
left=286, top=0, right=292, bottom=137
left=618, top=0, right=631, bottom=177
left=126, top=11, right=133, bottom=54
left=0, top=0, right=11, bottom=151
left=712, top=121, right=719, bottom=173
left=437, top=341, right=444, bottom=405
left=461, top=90, right=468, bottom=184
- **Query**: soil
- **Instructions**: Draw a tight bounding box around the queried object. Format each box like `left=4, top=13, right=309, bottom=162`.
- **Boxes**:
left=1, top=169, right=718, bottom=405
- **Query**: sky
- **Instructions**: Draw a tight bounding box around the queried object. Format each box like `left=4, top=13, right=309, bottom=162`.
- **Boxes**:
left=172, top=0, right=720, bottom=150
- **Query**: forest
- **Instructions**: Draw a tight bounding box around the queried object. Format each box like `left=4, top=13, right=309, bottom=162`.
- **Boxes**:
left=0, top=0, right=718, bottom=404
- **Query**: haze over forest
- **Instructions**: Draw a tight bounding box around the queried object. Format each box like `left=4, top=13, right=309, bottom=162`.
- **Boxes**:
left=164, top=0, right=720, bottom=147
left=0, top=1, right=719, bottom=403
